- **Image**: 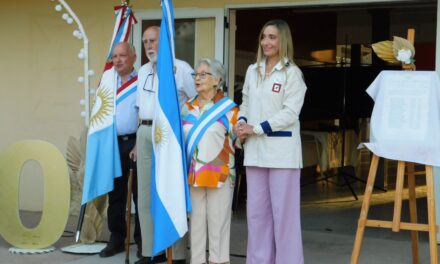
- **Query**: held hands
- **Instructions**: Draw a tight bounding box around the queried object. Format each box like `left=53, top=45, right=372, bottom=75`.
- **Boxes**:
left=234, top=123, right=255, bottom=142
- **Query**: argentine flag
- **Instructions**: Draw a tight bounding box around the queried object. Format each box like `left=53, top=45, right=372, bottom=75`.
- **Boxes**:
left=151, top=0, right=192, bottom=255
left=104, top=6, right=137, bottom=71
left=82, top=69, right=121, bottom=205
left=82, top=6, right=136, bottom=205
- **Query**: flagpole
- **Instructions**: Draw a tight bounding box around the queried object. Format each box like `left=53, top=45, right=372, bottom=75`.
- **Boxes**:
left=167, top=248, right=172, bottom=264
left=75, top=204, right=86, bottom=242
left=165, top=0, right=176, bottom=246
left=125, top=169, right=134, bottom=264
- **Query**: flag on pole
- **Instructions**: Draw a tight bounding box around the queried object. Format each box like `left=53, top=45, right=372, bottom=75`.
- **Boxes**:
left=103, top=5, right=137, bottom=71
left=151, top=0, right=192, bottom=255
left=82, top=6, right=137, bottom=205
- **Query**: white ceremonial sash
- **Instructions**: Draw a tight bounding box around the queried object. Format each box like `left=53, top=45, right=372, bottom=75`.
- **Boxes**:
left=185, top=97, right=236, bottom=165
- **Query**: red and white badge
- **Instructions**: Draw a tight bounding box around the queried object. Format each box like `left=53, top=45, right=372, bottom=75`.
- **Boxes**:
left=272, top=83, right=282, bottom=93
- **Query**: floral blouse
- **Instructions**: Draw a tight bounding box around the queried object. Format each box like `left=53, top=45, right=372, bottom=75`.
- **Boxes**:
left=182, top=91, right=238, bottom=188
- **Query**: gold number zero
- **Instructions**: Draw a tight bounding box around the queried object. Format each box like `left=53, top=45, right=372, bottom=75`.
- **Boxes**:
left=0, top=140, right=70, bottom=248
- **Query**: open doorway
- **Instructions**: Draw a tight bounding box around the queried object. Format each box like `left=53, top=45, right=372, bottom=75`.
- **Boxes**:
left=231, top=1, right=437, bottom=104
left=229, top=0, right=437, bottom=205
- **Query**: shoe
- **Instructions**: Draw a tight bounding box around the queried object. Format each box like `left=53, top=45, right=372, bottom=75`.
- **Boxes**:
left=137, top=249, right=142, bottom=259
left=172, top=259, right=186, bottom=264
left=153, top=252, right=167, bottom=263
left=134, top=257, right=151, bottom=264
left=99, top=243, right=125, bottom=257
left=134, top=253, right=167, bottom=264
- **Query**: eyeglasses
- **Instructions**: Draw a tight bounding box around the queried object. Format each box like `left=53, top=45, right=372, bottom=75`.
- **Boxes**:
left=142, top=72, right=155, bottom=92
left=191, top=72, right=213, bottom=80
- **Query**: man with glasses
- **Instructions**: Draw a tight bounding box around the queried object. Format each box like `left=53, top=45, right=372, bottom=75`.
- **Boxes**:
left=135, top=25, right=196, bottom=264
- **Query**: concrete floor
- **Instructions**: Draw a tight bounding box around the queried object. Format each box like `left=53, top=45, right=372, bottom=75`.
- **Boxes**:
left=1, top=169, right=438, bottom=264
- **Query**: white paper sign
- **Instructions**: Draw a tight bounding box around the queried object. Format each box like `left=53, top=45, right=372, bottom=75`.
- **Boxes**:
left=363, top=71, right=440, bottom=166
left=379, top=73, right=430, bottom=142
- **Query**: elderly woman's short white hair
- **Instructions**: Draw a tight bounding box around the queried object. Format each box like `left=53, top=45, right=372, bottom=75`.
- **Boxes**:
left=196, top=58, right=226, bottom=89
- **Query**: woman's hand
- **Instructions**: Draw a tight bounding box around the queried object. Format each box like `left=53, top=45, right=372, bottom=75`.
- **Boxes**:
left=235, top=123, right=254, bottom=141
left=240, top=123, right=255, bottom=136
left=233, top=123, right=243, bottom=135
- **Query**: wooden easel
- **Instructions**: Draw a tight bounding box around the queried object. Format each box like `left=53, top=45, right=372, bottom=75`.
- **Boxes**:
left=350, top=29, right=439, bottom=264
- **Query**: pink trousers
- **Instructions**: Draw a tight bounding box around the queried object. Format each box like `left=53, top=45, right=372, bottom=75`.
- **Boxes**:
left=246, top=166, right=304, bottom=264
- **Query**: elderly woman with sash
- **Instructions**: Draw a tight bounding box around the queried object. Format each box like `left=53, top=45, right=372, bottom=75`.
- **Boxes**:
left=182, top=58, right=238, bottom=264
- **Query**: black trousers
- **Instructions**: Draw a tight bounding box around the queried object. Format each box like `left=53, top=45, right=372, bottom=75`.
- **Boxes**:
left=107, top=136, right=141, bottom=248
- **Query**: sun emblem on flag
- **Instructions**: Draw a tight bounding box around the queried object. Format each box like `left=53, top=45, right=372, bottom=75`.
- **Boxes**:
left=90, top=86, right=113, bottom=129
left=154, top=121, right=169, bottom=148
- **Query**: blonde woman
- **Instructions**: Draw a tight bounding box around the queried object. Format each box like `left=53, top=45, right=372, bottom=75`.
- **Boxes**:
left=235, top=20, right=307, bottom=264
left=182, top=58, right=238, bottom=264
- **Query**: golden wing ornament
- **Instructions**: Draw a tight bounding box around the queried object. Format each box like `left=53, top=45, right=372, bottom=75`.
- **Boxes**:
left=371, top=40, right=400, bottom=64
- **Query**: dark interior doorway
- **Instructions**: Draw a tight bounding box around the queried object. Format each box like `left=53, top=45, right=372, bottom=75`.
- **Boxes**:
left=231, top=0, right=437, bottom=208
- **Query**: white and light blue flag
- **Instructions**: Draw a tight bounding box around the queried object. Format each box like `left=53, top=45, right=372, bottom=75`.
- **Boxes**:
left=82, top=69, right=121, bottom=205
left=151, top=0, right=192, bottom=255
left=82, top=6, right=136, bottom=205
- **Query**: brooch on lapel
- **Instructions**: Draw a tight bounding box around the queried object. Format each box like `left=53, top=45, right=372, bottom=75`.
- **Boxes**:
left=272, top=83, right=282, bottom=93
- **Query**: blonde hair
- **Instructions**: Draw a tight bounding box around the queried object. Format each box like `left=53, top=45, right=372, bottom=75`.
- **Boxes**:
left=256, top=19, right=294, bottom=68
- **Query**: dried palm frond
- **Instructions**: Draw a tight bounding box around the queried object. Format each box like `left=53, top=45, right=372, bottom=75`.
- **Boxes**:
left=66, top=127, right=108, bottom=243
left=66, top=137, right=81, bottom=173
left=371, top=40, right=400, bottom=64
left=67, top=131, right=85, bottom=216
left=81, top=195, right=108, bottom=243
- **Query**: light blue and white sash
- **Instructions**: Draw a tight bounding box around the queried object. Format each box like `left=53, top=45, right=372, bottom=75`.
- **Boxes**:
left=185, top=97, right=236, bottom=165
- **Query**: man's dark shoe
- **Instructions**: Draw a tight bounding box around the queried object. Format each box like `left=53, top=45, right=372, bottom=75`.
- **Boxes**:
left=172, top=259, right=186, bottom=264
left=134, top=257, right=151, bottom=264
left=99, top=243, right=124, bottom=258
left=134, top=252, right=167, bottom=264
